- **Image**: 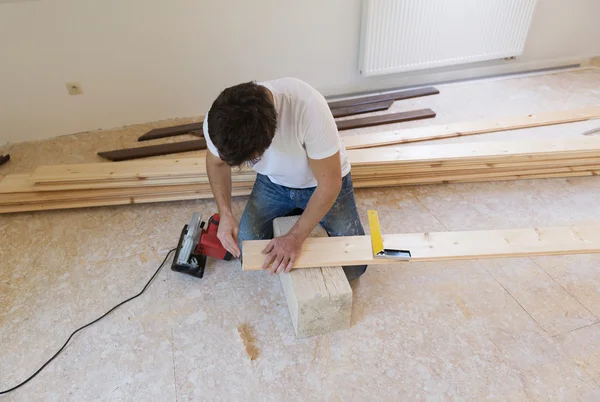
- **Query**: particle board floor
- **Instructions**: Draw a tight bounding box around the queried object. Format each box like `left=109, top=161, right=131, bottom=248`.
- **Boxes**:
left=2, top=68, right=600, bottom=400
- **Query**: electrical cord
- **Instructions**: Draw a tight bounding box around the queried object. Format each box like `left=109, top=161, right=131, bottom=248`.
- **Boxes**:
left=0, top=248, right=177, bottom=395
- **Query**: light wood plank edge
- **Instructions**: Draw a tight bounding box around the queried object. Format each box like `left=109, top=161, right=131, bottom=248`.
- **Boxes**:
left=242, top=224, right=600, bottom=271
left=342, top=105, right=600, bottom=149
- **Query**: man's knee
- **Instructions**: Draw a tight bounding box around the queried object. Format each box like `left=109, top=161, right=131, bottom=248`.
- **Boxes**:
left=343, top=264, right=367, bottom=281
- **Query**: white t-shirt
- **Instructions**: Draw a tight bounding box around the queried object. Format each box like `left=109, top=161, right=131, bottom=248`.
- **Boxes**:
left=203, top=77, right=351, bottom=188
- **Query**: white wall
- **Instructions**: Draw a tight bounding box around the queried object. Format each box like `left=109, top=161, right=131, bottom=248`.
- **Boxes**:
left=1, top=0, right=599, bottom=144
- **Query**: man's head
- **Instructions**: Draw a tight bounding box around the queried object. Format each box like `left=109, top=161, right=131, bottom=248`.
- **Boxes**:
left=207, top=81, right=278, bottom=167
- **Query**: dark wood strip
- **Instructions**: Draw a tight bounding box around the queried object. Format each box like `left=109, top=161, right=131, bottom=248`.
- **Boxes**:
left=138, top=122, right=204, bottom=142
left=336, top=109, right=436, bottom=131
left=331, top=100, right=393, bottom=118
left=328, top=87, right=439, bottom=110
left=98, top=140, right=207, bottom=162
left=0, top=154, right=10, bottom=166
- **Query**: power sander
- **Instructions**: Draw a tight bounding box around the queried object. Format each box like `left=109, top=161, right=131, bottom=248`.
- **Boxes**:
left=172, top=212, right=232, bottom=278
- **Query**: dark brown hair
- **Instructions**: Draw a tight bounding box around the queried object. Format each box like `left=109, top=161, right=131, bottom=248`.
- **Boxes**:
left=207, top=81, right=277, bottom=166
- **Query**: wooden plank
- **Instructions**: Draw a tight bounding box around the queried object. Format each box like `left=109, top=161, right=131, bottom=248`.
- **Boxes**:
left=0, top=182, right=250, bottom=205
left=19, top=174, right=256, bottom=192
left=29, top=158, right=253, bottom=185
left=0, top=188, right=252, bottom=213
left=327, top=87, right=439, bottom=110
left=352, top=163, right=600, bottom=182
left=137, top=122, right=204, bottom=141
left=349, top=157, right=600, bottom=176
left=273, top=216, right=352, bottom=338
left=336, top=109, right=436, bottom=131
left=331, top=100, right=393, bottom=118
left=30, top=158, right=212, bottom=181
left=346, top=137, right=600, bottom=166
left=352, top=170, right=600, bottom=189
left=242, top=224, right=600, bottom=271
left=97, top=139, right=207, bottom=161
left=352, top=168, right=600, bottom=188
left=342, top=105, right=600, bottom=149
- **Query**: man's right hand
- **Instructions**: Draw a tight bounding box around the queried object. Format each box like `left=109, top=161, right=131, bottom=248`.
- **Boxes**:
left=217, top=212, right=241, bottom=258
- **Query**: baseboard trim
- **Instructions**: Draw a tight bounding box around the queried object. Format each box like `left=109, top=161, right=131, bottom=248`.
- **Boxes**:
left=325, top=56, right=595, bottom=101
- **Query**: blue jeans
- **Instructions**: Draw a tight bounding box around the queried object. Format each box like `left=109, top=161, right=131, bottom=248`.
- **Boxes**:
left=239, top=173, right=367, bottom=281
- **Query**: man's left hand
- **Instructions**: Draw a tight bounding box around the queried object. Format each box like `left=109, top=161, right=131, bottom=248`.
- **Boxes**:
left=261, top=233, right=305, bottom=274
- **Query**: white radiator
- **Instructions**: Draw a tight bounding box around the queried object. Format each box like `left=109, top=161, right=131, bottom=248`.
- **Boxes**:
left=359, top=0, right=538, bottom=77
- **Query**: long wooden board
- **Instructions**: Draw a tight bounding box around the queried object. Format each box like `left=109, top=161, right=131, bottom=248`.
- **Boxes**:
left=331, top=100, right=393, bottom=118
left=352, top=167, right=600, bottom=188
left=28, top=158, right=252, bottom=185
left=97, top=139, right=207, bottom=161
left=327, top=87, right=439, bottom=110
left=242, top=224, right=600, bottom=271
left=336, top=109, right=436, bottom=131
left=24, top=173, right=257, bottom=192
left=0, top=188, right=253, bottom=213
left=346, top=137, right=600, bottom=166
left=342, top=105, right=600, bottom=149
left=137, top=122, right=204, bottom=142
left=0, top=178, right=253, bottom=205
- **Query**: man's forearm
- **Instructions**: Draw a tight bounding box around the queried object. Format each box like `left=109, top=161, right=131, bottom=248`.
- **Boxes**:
left=289, top=185, right=340, bottom=240
left=206, top=156, right=233, bottom=216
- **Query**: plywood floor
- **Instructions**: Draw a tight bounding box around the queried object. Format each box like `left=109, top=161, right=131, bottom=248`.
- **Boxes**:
left=2, top=67, right=600, bottom=401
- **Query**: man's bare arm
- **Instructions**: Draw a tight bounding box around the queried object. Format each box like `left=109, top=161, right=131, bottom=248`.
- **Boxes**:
left=289, top=152, right=342, bottom=239
left=262, top=151, right=342, bottom=273
left=206, top=152, right=241, bottom=257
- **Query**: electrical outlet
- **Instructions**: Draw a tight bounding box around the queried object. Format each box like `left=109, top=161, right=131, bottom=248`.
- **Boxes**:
left=66, top=82, right=83, bottom=95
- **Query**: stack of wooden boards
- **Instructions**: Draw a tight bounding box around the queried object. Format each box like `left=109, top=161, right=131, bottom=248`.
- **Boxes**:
left=0, top=159, right=256, bottom=213
left=2, top=138, right=600, bottom=213
left=350, top=137, right=600, bottom=187
left=1, top=106, right=600, bottom=214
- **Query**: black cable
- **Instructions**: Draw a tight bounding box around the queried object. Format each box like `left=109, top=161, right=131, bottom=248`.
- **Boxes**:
left=0, top=248, right=177, bottom=395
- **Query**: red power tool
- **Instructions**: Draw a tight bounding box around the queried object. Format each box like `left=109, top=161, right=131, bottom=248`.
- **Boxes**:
left=171, top=213, right=233, bottom=278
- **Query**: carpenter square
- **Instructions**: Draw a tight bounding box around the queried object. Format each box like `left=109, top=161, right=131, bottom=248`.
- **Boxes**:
left=367, top=210, right=412, bottom=260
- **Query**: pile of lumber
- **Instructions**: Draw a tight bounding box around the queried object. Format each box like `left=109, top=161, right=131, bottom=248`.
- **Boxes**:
left=0, top=159, right=256, bottom=213
left=2, top=136, right=600, bottom=214
left=349, top=137, right=600, bottom=187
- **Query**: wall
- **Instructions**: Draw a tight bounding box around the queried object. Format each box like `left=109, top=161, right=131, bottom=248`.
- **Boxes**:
left=1, top=0, right=599, bottom=144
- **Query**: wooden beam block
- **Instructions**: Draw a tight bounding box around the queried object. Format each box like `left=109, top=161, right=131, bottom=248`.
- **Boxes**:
left=242, top=224, right=600, bottom=271
left=97, top=139, right=207, bottom=161
left=336, top=109, right=436, bottom=131
left=342, top=105, right=600, bottom=149
left=327, top=87, right=439, bottom=109
left=273, top=216, right=352, bottom=338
